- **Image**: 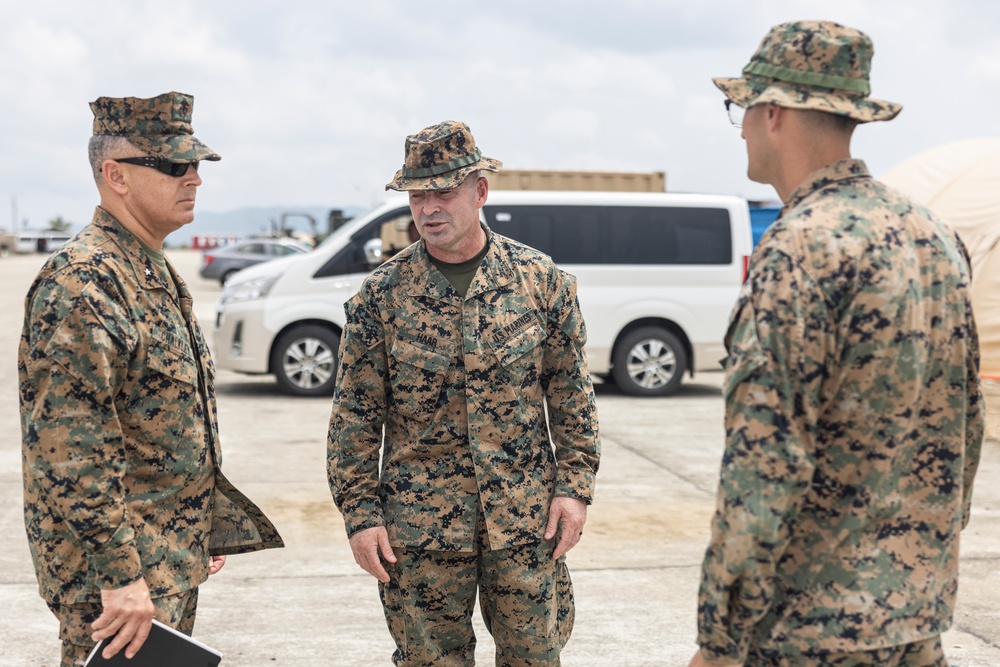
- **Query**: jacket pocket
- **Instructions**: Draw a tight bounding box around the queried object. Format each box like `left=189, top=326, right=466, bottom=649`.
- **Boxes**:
left=722, top=298, right=767, bottom=401
left=389, top=337, right=453, bottom=419
left=146, top=331, right=198, bottom=386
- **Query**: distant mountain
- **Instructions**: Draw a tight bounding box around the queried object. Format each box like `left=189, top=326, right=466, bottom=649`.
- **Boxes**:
left=165, top=205, right=367, bottom=248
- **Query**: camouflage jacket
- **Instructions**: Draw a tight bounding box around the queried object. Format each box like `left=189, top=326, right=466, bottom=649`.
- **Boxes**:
left=698, top=160, right=985, bottom=661
left=328, top=226, right=600, bottom=551
left=20, top=208, right=283, bottom=605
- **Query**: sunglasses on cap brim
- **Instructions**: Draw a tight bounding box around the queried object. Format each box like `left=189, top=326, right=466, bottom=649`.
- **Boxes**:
left=114, top=156, right=200, bottom=177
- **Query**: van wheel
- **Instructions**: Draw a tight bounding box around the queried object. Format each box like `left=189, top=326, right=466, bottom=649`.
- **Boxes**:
left=272, top=325, right=340, bottom=396
left=611, top=327, right=687, bottom=396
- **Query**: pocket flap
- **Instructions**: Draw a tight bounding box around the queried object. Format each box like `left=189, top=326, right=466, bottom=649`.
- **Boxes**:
left=390, top=337, right=452, bottom=374
left=490, top=322, right=545, bottom=367
left=147, top=334, right=198, bottom=385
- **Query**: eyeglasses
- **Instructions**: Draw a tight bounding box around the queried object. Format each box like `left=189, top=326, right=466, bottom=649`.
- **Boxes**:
left=114, top=156, right=200, bottom=177
left=725, top=99, right=745, bottom=128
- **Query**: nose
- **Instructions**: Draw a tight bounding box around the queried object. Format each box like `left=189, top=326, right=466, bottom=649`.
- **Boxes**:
left=185, top=163, right=202, bottom=185
left=418, top=193, right=441, bottom=216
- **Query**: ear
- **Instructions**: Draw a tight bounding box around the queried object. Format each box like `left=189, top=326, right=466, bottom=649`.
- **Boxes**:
left=765, top=104, right=785, bottom=132
left=475, top=175, right=489, bottom=208
left=101, top=159, right=129, bottom=195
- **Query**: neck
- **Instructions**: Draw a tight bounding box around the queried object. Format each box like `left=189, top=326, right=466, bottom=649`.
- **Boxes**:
left=773, top=145, right=852, bottom=203
left=98, top=195, right=166, bottom=252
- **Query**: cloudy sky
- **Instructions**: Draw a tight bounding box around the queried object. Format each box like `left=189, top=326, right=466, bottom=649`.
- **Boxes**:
left=2, top=0, right=998, bottom=232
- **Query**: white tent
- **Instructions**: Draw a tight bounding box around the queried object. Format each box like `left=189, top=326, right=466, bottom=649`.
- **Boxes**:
left=881, top=138, right=1000, bottom=380
left=882, top=139, right=1000, bottom=439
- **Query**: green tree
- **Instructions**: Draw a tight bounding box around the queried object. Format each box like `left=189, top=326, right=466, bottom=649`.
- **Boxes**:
left=47, top=216, right=71, bottom=232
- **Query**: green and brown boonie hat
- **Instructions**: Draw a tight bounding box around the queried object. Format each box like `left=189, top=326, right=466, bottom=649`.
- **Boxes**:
left=90, top=91, right=221, bottom=162
left=386, top=120, right=501, bottom=191
left=713, top=20, right=902, bottom=123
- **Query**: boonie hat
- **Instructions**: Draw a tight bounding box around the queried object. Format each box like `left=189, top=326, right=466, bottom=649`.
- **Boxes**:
left=90, top=91, right=221, bottom=162
left=386, top=120, right=501, bottom=191
left=713, top=20, right=901, bottom=123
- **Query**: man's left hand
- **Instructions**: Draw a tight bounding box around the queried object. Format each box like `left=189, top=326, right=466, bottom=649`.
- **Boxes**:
left=544, top=496, right=587, bottom=559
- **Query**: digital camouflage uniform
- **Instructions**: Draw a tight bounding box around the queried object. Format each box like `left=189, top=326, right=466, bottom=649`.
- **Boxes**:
left=697, top=160, right=984, bottom=666
left=701, top=22, right=985, bottom=667
left=329, top=228, right=599, bottom=545
left=20, top=92, right=282, bottom=666
left=329, top=121, right=600, bottom=666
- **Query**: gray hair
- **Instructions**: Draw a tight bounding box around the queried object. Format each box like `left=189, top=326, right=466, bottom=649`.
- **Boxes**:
left=87, top=135, right=141, bottom=186
left=463, top=169, right=483, bottom=187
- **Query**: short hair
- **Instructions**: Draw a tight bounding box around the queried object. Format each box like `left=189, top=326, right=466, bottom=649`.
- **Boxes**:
left=798, top=108, right=859, bottom=136
left=87, top=135, right=141, bottom=186
left=462, top=169, right=483, bottom=188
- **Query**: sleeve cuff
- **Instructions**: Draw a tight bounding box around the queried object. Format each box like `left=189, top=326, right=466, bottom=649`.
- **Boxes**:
left=342, top=502, right=384, bottom=538
left=698, top=646, right=745, bottom=666
left=87, top=541, right=143, bottom=591
left=556, top=469, right=596, bottom=504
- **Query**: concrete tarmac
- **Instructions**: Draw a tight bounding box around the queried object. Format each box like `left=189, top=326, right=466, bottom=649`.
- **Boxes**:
left=1, top=249, right=998, bottom=666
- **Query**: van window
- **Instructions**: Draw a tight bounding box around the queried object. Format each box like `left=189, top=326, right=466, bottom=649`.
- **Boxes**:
left=482, top=205, right=732, bottom=265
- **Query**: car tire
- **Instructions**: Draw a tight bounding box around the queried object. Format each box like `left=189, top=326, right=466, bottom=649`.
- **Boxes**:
left=611, top=326, right=687, bottom=397
left=271, top=325, right=340, bottom=397
left=220, top=269, right=238, bottom=286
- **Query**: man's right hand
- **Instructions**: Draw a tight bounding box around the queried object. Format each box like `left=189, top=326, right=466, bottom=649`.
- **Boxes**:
left=91, top=577, right=155, bottom=660
left=349, top=526, right=396, bottom=583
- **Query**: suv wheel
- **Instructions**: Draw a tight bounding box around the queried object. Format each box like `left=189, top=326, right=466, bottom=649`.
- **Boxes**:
left=272, top=325, right=340, bottom=396
left=611, top=326, right=687, bottom=397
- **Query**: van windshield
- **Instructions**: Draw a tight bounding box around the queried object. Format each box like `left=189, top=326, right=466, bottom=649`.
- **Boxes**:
left=316, top=198, right=410, bottom=251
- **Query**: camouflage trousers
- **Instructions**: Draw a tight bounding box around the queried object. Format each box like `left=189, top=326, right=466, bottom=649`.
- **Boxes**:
left=378, top=514, right=574, bottom=667
left=46, top=588, right=199, bottom=667
left=746, top=635, right=947, bottom=667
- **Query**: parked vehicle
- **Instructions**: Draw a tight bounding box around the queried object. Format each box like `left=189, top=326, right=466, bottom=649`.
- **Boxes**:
left=213, top=191, right=753, bottom=397
left=0, top=230, right=74, bottom=256
left=199, top=237, right=311, bottom=285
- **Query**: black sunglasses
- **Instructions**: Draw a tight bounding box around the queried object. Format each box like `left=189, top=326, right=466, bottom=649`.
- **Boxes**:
left=114, top=156, right=199, bottom=177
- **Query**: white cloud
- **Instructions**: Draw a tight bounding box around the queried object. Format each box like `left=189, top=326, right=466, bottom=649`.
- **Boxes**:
left=968, top=41, right=1000, bottom=82
left=0, top=0, right=997, bottom=231
left=541, top=108, right=601, bottom=138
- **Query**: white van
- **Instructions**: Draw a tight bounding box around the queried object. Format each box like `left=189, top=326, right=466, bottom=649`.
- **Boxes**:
left=212, top=191, right=753, bottom=397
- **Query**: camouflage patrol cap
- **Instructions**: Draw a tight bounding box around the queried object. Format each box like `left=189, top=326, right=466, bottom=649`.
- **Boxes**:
left=90, top=91, right=221, bottom=162
left=713, top=21, right=902, bottom=123
left=386, top=120, right=501, bottom=191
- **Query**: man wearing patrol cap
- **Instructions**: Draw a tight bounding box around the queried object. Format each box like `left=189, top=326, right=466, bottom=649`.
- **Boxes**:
left=19, top=91, right=283, bottom=666
left=690, top=21, right=984, bottom=667
left=328, top=120, right=601, bottom=666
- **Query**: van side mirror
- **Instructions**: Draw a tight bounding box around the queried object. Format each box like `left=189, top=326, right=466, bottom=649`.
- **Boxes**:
left=363, top=238, right=383, bottom=267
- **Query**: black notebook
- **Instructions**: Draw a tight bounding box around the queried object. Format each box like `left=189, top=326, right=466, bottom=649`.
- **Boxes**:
left=83, top=619, right=222, bottom=666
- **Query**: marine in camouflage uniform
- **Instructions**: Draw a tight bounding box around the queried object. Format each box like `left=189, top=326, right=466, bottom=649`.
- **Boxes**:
left=19, top=92, right=283, bottom=666
left=692, top=22, right=985, bottom=667
left=328, top=121, right=600, bottom=666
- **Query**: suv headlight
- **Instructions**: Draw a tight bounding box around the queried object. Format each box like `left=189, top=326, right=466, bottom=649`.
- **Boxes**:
left=219, top=275, right=279, bottom=306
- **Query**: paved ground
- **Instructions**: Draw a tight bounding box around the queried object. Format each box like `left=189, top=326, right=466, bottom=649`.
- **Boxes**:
left=1, top=249, right=998, bottom=666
